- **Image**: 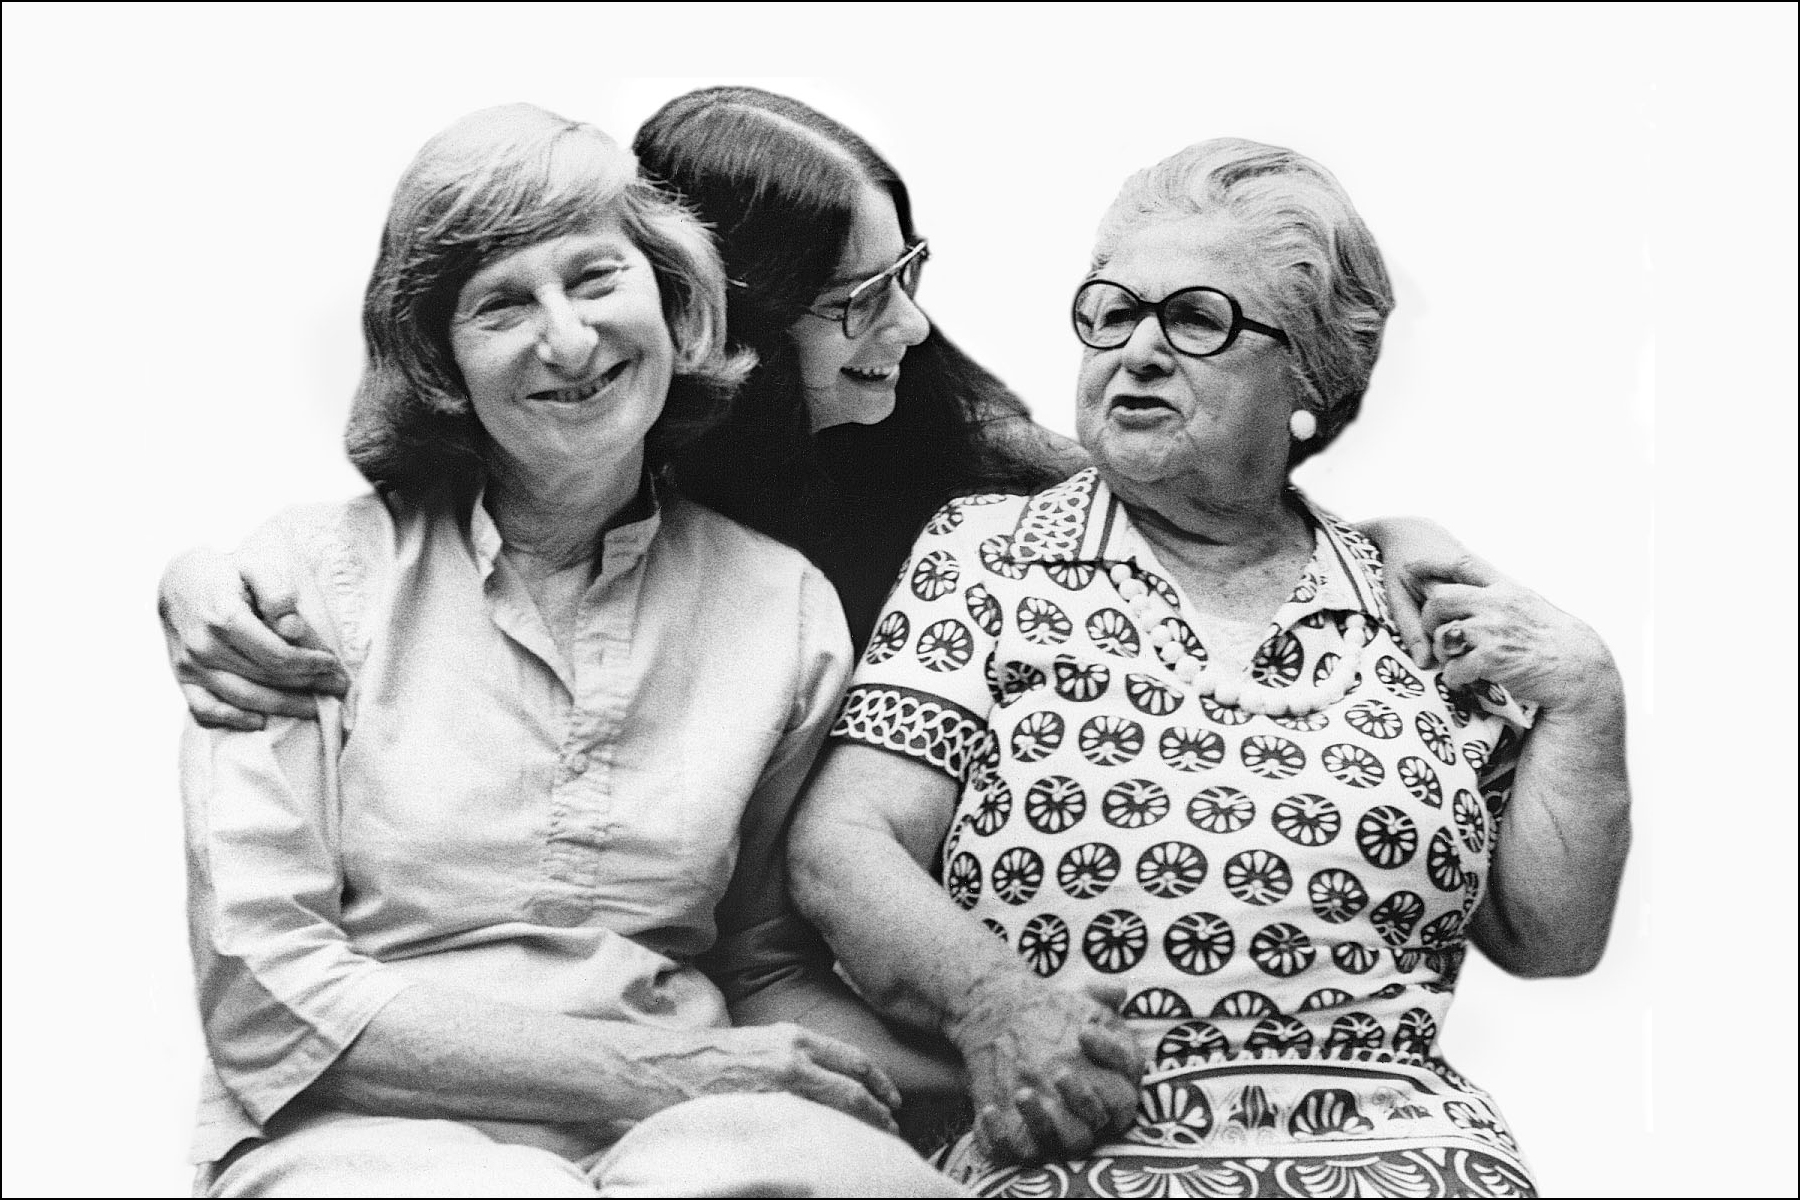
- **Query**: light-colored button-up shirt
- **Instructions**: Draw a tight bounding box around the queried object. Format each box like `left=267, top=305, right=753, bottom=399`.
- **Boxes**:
left=182, top=482, right=852, bottom=1163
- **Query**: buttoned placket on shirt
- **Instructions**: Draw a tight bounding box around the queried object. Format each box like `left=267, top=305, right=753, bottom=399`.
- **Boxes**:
left=469, top=485, right=662, bottom=929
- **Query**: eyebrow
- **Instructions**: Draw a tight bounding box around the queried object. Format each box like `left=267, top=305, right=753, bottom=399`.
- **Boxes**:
left=552, top=240, right=629, bottom=271
left=464, top=240, right=628, bottom=292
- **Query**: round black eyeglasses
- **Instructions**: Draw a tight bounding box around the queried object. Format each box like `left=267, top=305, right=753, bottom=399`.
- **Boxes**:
left=1071, top=279, right=1289, bottom=357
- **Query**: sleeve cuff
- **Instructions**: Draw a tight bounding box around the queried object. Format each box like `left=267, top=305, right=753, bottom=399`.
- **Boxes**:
left=830, top=684, right=988, bottom=785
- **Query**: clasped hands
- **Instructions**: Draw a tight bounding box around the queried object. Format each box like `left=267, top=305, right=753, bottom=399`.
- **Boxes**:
left=947, top=974, right=1145, bottom=1166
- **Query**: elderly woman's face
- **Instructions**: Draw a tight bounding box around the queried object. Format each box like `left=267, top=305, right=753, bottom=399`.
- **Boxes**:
left=1076, top=217, right=1298, bottom=493
left=449, top=214, right=674, bottom=475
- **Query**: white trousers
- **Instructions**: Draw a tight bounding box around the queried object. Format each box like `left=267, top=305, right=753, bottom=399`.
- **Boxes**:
left=200, top=1094, right=964, bottom=1198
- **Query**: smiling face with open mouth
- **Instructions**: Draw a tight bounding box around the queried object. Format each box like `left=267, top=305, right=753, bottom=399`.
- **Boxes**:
left=450, top=216, right=674, bottom=483
left=1076, top=216, right=1299, bottom=496
left=789, top=185, right=931, bottom=433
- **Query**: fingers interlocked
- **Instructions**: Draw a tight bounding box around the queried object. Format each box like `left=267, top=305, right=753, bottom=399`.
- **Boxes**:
left=957, top=975, right=1145, bottom=1166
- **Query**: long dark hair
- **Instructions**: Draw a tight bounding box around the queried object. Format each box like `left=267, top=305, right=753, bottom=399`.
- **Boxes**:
left=633, top=87, right=1062, bottom=648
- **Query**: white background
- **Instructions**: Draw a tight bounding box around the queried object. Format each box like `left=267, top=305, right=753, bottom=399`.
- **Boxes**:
left=3, top=3, right=1794, bottom=1195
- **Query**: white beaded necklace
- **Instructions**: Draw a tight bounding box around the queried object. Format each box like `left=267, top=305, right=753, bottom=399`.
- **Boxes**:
left=1108, top=562, right=1375, bottom=718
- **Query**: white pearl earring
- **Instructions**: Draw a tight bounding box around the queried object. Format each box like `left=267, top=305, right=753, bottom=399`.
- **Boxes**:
left=1289, top=409, right=1318, bottom=441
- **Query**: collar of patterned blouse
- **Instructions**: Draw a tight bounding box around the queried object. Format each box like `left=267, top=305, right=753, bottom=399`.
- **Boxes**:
left=1000, top=467, right=1396, bottom=636
left=987, top=465, right=1536, bottom=738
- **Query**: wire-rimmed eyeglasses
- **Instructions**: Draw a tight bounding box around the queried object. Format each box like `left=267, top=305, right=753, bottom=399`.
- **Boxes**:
left=805, top=239, right=930, bottom=339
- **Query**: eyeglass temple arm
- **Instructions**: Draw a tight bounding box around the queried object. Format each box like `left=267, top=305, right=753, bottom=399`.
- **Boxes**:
left=849, top=240, right=929, bottom=303
left=1239, top=316, right=1290, bottom=346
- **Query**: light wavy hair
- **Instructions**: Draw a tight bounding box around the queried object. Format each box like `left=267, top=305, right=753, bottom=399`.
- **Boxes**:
left=1092, top=138, right=1394, bottom=465
left=347, top=103, right=754, bottom=498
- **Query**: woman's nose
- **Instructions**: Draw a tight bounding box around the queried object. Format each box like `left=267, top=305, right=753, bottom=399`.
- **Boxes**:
left=876, top=285, right=931, bottom=349
left=1119, top=311, right=1174, bottom=372
left=535, top=291, right=598, bottom=370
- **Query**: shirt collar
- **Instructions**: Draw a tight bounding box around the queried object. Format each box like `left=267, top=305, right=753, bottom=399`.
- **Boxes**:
left=1004, top=466, right=1396, bottom=633
left=468, top=469, right=666, bottom=583
left=1294, top=501, right=1396, bottom=632
left=1004, top=468, right=1118, bottom=564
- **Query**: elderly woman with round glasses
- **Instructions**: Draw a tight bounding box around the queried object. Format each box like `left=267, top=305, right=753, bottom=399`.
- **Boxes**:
left=180, top=103, right=961, bottom=1196
left=789, top=138, right=1631, bottom=1196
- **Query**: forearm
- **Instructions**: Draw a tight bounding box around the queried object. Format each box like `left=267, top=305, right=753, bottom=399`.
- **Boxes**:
left=791, top=747, right=1145, bottom=1162
left=1473, top=687, right=1632, bottom=976
left=730, top=966, right=963, bottom=1100
left=790, top=806, right=1035, bottom=1043
left=308, top=984, right=723, bottom=1133
left=978, top=408, right=1090, bottom=479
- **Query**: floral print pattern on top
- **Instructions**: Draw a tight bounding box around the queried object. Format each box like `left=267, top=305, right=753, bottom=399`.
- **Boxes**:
left=830, top=469, right=1538, bottom=1196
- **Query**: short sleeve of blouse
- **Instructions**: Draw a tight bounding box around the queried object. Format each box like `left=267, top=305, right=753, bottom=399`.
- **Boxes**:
left=828, top=496, right=1017, bottom=785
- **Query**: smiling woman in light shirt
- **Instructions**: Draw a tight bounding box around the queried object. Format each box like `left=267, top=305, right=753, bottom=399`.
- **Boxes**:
left=180, top=103, right=960, bottom=1196
left=789, top=138, right=1632, bottom=1197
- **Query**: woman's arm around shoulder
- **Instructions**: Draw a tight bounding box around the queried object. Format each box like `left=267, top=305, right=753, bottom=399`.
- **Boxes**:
left=1419, top=555, right=1632, bottom=977
left=159, top=530, right=348, bottom=730
left=972, top=402, right=1091, bottom=482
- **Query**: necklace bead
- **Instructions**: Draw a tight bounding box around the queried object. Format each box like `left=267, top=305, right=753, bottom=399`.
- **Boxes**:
left=1109, top=561, right=1374, bottom=717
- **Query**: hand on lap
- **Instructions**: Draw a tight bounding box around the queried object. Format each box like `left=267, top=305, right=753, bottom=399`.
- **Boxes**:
left=950, top=975, right=1144, bottom=1164
left=624, top=1022, right=903, bottom=1136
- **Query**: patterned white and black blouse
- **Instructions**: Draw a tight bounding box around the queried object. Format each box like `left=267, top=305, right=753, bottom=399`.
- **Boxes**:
left=831, top=469, right=1543, bottom=1198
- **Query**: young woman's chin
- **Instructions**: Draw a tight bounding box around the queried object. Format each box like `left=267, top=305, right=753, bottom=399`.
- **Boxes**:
left=808, top=373, right=901, bottom=431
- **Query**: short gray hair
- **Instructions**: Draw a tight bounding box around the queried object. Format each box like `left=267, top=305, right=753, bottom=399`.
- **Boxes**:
left=1092, top=138, right=1394, bottom=465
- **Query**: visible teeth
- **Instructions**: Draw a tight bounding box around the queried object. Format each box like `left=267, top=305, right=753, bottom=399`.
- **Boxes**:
left=844, top=365, right=898, bottom=382
left=537, top=363, right=624, bottom=403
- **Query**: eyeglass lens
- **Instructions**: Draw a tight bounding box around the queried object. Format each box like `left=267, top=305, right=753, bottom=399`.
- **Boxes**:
left=845, top=250, right=926, bottom=337
left=1074, top=283, right=1235, bottom=355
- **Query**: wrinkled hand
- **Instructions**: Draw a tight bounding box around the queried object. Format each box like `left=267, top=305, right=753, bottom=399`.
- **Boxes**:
left=1357, top=517, right=1473, bottom=667
left=1417, top=555, right=1622, bottom=716
left=158, top=546, right=347, bottom=730
left=621, top=1022, right=903, bottom=1136
left=948, top=974, right=1144, bottom=1166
